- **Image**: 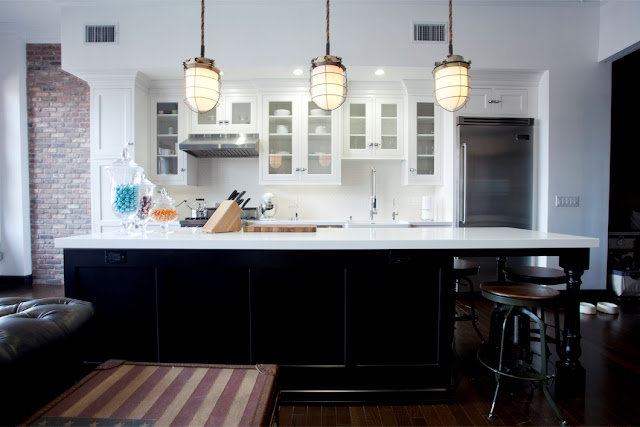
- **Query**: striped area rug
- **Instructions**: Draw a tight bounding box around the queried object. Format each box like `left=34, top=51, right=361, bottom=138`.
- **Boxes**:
left=24, top=360, right=279, bottom=426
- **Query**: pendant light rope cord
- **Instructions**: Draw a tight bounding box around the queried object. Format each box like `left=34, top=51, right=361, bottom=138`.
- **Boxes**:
left=448, top=0, right=453, bottom=55
left=200, top=0, right=205, bottom=57
left=326, top=0, right=330, bottom=55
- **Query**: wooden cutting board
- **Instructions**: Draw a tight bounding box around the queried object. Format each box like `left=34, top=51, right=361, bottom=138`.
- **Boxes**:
left=243, top=224, right=317, bottom=232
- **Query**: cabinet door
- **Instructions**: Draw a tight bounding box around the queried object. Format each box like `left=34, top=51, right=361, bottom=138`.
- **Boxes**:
left=261, top=97, right=299, bottom=182
left=149, top=99, right=196, bottom=185
left=223, top=96, right=257, bottom=132
left=492, top=88, right=528, bottom=116
left=190, top=103, right=225, bottom=132
left=342, top=98, right=374, bottom=159
left=91, top=88, right=133, bottom=158
left=459, top=87, right=491, bottom=115
left=405, top=99, right=442, bottom=185
left=301, top=99, right=340, bottom=183
left=374, top=98, right=404, bottom=158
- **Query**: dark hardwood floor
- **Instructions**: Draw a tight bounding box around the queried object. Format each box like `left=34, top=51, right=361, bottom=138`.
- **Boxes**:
left=3, top=285, right=639, bottom=426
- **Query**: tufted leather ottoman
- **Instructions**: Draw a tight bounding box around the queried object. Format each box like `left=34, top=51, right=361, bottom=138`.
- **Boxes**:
left=0, top=297, right=94, bottom=425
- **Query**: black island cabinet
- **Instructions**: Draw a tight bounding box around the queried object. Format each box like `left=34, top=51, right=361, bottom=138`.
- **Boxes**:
left=64, top=248, right=455, bottom=404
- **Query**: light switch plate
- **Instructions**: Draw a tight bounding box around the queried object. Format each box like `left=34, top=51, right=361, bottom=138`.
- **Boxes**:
left=556, top=195, right=580, bottom=207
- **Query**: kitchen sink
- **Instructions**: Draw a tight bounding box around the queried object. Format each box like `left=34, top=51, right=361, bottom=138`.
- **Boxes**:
left=344, top=219, right=411, bottom=228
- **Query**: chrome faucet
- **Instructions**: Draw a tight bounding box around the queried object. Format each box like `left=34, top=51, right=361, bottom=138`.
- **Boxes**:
left=370, top=167, right=377, bottom=220
left=392, top=199, right=399, bottom=220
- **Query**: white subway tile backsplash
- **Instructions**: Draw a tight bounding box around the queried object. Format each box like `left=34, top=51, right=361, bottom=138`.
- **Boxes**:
left=162, top=158, right=451, bottom=222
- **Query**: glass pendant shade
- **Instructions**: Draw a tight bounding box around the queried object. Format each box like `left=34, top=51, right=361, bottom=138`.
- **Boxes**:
left=183, top=58, right=221, bottom=114
left=433, top=55, right=471, bottom=112
left=310, top=56, right=347, bottom=111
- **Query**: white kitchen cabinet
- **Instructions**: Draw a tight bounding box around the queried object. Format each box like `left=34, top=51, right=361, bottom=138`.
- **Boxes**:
left=190, top=96, right=257, bottom=133
left=148, top=97, right=197, bottom=186
left=90, top=87, right=133, bottom=158
left=260, top=95, right=341, bottom=185
left=342, top=97, right=404, bottom=159
left=402, top=97, right=442, bottom=185
left=460, top=87, right=528, bottom=116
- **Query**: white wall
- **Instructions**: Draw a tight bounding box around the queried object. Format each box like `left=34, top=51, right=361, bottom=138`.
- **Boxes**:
left=599, top=0, right=640, bottom=62
left=0, top=31, right=32, bottom=277
left=57, top=2, right=613, bottom=289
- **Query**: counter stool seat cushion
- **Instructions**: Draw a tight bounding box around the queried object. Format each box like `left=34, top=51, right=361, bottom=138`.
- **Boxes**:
left=481, top=282, right=560, bottom=302
left=504, top=266, right=566, bottom=286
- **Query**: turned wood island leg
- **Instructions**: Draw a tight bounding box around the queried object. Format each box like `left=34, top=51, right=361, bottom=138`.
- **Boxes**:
left=557, top=249, right=590, bottom=400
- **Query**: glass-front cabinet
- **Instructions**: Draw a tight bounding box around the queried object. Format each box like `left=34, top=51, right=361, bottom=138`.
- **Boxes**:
left=149, top=97, right=196, bottom=185
left=190, top=96, right=257, bottom=133
left=260, top=95, right=340, bottom=185
left=402, top=97, right=442, bottom=185
left=343, top=97, right=403, bottom=159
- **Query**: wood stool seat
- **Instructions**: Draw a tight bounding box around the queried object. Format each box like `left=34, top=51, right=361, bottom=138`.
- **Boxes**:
left=504, top=266, right=566, bottom=286
left=481, top=282, right=560, bottom=301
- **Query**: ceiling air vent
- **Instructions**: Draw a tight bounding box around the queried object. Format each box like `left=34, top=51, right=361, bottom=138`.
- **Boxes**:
left=85, top=24, right=118, bottom=44
left=413, top=22, right=446, bottom=43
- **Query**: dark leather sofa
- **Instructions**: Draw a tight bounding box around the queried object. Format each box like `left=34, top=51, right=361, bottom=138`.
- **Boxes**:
left=0, top=297, right=94, bottom=424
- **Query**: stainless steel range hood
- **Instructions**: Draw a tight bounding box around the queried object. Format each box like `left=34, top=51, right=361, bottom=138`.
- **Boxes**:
left=178, top=133, right=259, bottom=158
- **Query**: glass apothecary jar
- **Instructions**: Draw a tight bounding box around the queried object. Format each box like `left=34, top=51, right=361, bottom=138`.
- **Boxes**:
left=135, top=173, right=156, bottom=233
left=106, top=148, right=143, bottom=234
left=149, top=188, right=179, bottom=233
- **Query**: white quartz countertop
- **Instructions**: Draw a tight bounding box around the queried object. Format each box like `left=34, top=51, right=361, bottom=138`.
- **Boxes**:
left=55, top=227, right=599, bottom=251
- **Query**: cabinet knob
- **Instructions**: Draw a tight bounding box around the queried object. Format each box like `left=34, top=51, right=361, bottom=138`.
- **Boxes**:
left=180, top=168, right=186, bottom=172
left=295, top=167, right=307, bottom=172
left=367, top=142, right=374, bottom=148
left=127, top=142, right=134, bottom=146
left=488, top=100, right=501, bottom=104
left=409, top=168, right=417, bottom=172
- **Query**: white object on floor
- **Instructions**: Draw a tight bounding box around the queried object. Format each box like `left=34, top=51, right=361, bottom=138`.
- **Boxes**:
left=579, top=302, right=596, bottom=314
left=596, top=302, right=619, bottom=315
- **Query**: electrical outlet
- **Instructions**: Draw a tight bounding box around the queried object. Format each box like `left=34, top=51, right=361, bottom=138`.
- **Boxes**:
left=408, top=197, right=420, bottom=206
left=555, top=196, right=580, bottom=207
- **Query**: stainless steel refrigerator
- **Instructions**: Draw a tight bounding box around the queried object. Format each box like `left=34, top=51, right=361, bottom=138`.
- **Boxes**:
left=458, top=116, right=535, bottom=281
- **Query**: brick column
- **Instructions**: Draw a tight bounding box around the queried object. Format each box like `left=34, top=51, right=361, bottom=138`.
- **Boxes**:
left=27, top=44, right=91, bottom=286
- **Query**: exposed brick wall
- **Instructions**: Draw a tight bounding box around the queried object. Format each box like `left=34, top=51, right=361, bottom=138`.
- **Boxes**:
left=27, top=44, right=91, bottom=286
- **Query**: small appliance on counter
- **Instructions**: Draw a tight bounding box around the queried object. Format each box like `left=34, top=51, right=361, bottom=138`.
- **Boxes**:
left=259, top=193, right=277, bottom=220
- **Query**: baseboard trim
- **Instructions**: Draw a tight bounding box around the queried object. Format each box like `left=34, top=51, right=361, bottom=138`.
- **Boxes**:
left=0, top=275, right=33, bottom=288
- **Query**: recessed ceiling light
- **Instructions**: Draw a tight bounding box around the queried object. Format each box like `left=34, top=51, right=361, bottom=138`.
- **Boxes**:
left=293, top=69, right=304, bottom=76
left=375, top=69, right=385, bottom=76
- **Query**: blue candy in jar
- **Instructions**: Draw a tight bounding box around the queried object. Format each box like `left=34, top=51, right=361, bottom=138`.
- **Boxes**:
left=112, top=183, right=139, bottom=215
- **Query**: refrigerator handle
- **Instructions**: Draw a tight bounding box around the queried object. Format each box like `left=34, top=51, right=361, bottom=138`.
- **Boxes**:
left=460, top=143, right=467, bottom=225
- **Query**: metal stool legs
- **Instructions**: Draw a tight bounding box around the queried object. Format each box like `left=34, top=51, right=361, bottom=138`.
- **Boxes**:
left=455, top=276, right=485, bottom=343
left=479, top=305, right=567, bottom=426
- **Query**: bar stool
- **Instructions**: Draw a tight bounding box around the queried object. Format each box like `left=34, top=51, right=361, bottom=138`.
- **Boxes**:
left=504, top=265, right=566, bottom=356
left=453, top=258, right=484, bottom=343
left=478, top=281, right=566, bottom=426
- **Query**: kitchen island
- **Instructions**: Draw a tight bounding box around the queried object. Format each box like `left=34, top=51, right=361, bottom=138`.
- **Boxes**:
left=56, top=227, right=598, bottom=404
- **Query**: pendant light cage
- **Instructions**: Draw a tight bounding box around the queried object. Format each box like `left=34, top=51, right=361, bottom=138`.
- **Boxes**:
left=183, top=0, right=221, bottom=114
left=310, top=56, right=347, bottom=111
left=433, top=0, right=471, bottom=112
left=310, top=0, right=347, bottom=111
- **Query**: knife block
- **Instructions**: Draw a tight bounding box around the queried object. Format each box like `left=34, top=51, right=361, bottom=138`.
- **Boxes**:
left=202, top=200, right=242, bottom=233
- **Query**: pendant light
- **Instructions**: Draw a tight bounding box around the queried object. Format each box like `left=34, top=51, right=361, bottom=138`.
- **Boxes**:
left=183, top=0, right=221, bottom=114
left=310, top=0, right=347, bottom=111
left=433, top=0, right=471, bottom=112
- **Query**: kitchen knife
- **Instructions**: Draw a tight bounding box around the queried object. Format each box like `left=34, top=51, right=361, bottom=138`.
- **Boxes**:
left=241, top=198, right=250, bottom=209
left=236, top=199, right=244, bottom=206
left=228, top=190, right=238, bottom=200
left=235, top=191, right=246, bottom=202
